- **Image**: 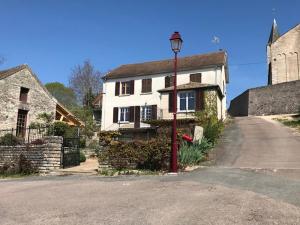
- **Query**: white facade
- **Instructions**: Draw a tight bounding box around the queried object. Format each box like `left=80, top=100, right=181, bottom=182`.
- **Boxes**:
left=101, top=64, right=228, bottom=131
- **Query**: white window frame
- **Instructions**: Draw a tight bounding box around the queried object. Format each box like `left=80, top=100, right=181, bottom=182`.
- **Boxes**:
left=141, top=106, right=152, bottom=121
left=119, top=107, right=129, bottom=123
left=177, top=91, right=195, bottom=112
left=121, top=82, right=131, bottom=95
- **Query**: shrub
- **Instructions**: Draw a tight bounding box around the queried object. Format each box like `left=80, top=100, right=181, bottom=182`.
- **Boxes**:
left=52, top=122, right=70, bottom=136
left=0, top=134, right=23, bottom=146
left=79, top=138, right=86, bottom=148
left=179, top=138, right=213, bottom=167
left=80, top=151, right=86, bottom=163
left=98, top=131, right=171, bottom=171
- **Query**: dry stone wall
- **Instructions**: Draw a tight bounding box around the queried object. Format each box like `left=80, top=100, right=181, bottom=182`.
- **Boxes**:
left=0, top=136, right=62, bottom=173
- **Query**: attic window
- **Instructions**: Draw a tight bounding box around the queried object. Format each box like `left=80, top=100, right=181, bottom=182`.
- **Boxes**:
left=19, top=87, right=29, bottom=103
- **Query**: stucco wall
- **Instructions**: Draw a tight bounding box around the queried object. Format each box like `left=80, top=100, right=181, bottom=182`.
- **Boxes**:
left=101, top=66, right=227, bottom=130
left=269, top=24, right=300, bottom=84
left=229, top=80, right=300, bottom=116
left=0, top=68, right=57, bottom=130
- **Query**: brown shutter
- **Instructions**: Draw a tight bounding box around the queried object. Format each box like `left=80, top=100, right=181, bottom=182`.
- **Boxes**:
left=115, top=82, right=120, bottom=96
left=165, top=76, right=170, bottom=88
left=195, top=90, right=205, bottom=111
left=147, top=79, right=152, bottom=92
left=142, top=79, right=146, bottom=93
left=168, top=93, right=174, bottom=113
left=130, top=80, right=134, bottom=94
left=134, top=106, right=140, bottom=128
left=151, top=105, right=157, bottom=120
left=113, top=107, right=118, bottom=123
left=129, top=106, right=135, bottom=122
left=190, top=73, right=202, bottom=83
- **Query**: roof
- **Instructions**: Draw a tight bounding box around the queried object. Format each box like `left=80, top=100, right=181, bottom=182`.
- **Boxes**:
left=92, top=92, right=103, bottom=107
left=104, top=51, right=228, bottom=82
left=0, top=64, right=29, bottom=80
left=268, top=19, right=280, bottom=44
left=0, top=64, right=84, bottom=127
left=158, top=82, right=223, bottom=98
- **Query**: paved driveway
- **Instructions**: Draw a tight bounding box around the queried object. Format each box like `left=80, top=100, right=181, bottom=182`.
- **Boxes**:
left=215, top=116, right=300, bottom=169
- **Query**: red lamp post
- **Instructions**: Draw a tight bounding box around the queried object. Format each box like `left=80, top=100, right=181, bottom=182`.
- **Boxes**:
left=169, top=31, right=183, bottom=173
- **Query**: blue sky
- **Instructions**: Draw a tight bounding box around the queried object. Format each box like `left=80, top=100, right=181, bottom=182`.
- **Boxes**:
left=1, top=0, right=299, bottom=106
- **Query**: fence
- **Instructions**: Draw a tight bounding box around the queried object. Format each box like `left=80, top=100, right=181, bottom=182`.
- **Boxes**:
left=0, top=126, right=80, bottom=146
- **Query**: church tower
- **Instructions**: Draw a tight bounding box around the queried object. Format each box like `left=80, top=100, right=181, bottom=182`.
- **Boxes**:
left=267, top=19, right=280, bottom=85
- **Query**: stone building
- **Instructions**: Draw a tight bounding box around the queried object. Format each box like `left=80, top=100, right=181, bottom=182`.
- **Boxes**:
left=267, top=20, right=300, bottom=85
left=0, top=65, right=83, bottom=136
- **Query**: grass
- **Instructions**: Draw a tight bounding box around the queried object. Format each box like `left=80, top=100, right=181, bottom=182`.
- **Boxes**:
left=276, top=117, right=300, bottom=131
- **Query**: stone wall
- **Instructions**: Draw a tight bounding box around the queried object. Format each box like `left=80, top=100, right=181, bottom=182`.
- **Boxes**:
left=0, top=136, right=62, bottom=173
left=0, top=68, right=57, bottom=130
left=229, top=80, right=300, bottom=116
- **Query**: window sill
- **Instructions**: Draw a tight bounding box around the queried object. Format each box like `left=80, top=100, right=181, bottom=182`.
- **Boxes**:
left=140, top=92, right=152, bottom=95
left=177, top=110, right=195, bottom=113
left=119, top=94, right=131, bottom=97
left=118, top=121, right=130, bottom=124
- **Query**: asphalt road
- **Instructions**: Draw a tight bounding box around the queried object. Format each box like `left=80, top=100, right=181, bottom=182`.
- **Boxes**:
left=1, top=116, right=300, bottom=225
left=215, top=116, right=300, bottom=169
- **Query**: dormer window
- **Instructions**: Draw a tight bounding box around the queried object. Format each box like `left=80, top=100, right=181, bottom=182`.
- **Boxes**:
left=19, top=87, right=29, bottom=103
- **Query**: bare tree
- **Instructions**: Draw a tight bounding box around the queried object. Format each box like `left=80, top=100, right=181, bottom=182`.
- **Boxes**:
left=69, top=60, right=103, bottom=105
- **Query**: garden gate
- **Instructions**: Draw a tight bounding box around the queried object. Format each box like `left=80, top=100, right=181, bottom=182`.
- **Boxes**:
left=61, top=128, right=80, bottom=168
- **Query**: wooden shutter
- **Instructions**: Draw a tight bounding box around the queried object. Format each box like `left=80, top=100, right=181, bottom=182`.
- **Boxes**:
left=168, top=93, right=174, bottom=113
left=130, top=80, right=135, bottom=94
left=134, top=106, right=140, bottom=128
left=115, top=82, right=120, bottom=96
left=113, top=107, right=118, bottom=123
left=147, top=79, right=152, bottom=92
left=190, top=73, right=202, bottom=83
left=165, top=76, right=170, bottom=88
left=142, top=79, right=146, bottom=93
left=195, top=90, right=205, bottom=111
left=129, top=106, right=135, bottom=122
left=151, top=105, right=157, bottom=120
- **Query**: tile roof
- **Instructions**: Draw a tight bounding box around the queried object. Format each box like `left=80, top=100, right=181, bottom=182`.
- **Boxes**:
left=158, top=82, right=218, bottom=92
left=104, top=51, right=227, bottom=80
left=0, top=64, right=28, bottom=80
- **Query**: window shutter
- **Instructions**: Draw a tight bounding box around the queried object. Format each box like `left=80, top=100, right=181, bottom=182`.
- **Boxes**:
left=134, top=106, right=140, bottom=128
left=165, top=76, right=170, bottom=88
left=195, top=90, right=205, bottom=111
left=190, top=73, right=202, bottom=83
left=168, top=93, right=174, bottom=113
left=147, top=79, right=152, bottom=92
left=151, top=105, right=157, bottom=120
left=113, top=107, right=118, bottom=123
left=142, top=79, right=146, bottom=93
left=129, top=106, right=135, bottom=122
left=130, top=80, right=135, bottom=94
left=115, top=82, right=120, bottom=96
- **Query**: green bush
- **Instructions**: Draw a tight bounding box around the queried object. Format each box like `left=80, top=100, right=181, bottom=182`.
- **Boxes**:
left=179, top=138, right=213, bottom=167
left=98, top=131, right=171, bottom=171
left=80, top=151, right=86, bottom=163
left=0, top=134, right=23, bottom=146
left=79, top=138, right=86, bottom=148
left=52, top=122, right=70, bottom=136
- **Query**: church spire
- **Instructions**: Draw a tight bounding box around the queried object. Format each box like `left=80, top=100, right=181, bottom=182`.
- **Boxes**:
left=268, top=19, right=280, bottom=44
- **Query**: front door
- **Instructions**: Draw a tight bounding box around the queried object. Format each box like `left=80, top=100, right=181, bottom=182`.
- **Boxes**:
left=16, top=109, right=28, bottom=138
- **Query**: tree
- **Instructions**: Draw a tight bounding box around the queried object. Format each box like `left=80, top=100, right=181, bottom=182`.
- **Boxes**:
left=69, top=60, right=102, bottom=105
left=45, top=82, right=77, bottom=108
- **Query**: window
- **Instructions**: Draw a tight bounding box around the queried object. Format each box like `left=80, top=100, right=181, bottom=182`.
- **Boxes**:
left=142, top=79, right=152, bottom=93
left=190, top=73, right=202, bottom=83
left=165, top=76, right=174, bottom=88
left=119, top=107, right=129, bottom=122
left=16, top=109, right=28, bottom=137
left=178, top=91, right=195, bottom=112
left=141, top=106, right=152, bottom=121
left=121, top=82, right=131, bottom=95
left=19, top=87, right=29, bottom=103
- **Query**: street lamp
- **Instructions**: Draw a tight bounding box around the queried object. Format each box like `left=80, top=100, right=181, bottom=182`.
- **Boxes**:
left=169, top=31, right=183, bottom=173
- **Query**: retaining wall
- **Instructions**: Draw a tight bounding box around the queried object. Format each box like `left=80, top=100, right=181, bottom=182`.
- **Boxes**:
left=0, top=136, right=62, bottom=173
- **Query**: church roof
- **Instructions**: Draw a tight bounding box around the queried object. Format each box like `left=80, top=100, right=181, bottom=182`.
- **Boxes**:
left=268, top=19, right=280, bottom=44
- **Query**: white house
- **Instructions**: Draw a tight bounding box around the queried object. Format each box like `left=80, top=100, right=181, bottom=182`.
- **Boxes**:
left=101, top=51, right=229, bottom=131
